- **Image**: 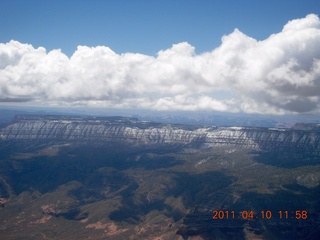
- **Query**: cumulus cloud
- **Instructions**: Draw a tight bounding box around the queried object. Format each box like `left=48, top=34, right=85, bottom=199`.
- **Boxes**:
left=1, top=14, right=320, bottom=114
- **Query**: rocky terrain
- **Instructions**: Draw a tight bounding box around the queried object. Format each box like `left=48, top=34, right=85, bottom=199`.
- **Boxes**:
left=0, top=114, right=319, bottom=239
left=1, top=115, right=320, bottom=152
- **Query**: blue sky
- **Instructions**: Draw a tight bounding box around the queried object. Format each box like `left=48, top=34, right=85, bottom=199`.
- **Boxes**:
left=1, top=0, right=320, bottom=115
left=1, top=0, right=319, bottom=56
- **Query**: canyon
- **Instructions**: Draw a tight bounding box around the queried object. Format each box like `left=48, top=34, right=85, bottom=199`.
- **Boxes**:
left=0, top=115, right=319, bottom=239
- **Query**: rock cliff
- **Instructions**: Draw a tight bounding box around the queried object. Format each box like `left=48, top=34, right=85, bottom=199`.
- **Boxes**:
left=1, top=115, right=320, bottom=153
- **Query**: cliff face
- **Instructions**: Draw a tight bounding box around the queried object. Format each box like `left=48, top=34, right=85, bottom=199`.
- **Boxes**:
left=0, top=115, right=320, bottom=152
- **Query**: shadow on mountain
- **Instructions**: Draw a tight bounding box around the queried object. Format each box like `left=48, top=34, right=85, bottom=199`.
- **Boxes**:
left=178, top=184, right=320, bottom=240
left=1, top=142, right=184, bottom=195
left=172, top=171, right=236, bottom=207
left=237, top=186, right=320, bottom=240
left=109, top=171, right=235, bottom=225
left=109, top=181, right=152, bottom=223
left=252, top=149, right=320, bottom=168
left=54, top=208, right=88, bottom=221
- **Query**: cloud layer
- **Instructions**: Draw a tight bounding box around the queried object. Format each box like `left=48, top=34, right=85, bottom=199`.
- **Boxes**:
left=1, top=14, right=320, bottom=114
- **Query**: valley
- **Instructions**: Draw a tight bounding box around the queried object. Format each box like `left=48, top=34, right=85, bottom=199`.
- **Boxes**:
left=0, top=115, right=319, bottom=239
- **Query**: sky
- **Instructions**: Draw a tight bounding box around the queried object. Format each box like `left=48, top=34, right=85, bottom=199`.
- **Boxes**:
left=0, top=0, right=320, bottom=115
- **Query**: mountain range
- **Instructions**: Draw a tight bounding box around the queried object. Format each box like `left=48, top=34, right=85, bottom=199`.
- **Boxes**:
left=0, top=115, right=319, bottom=239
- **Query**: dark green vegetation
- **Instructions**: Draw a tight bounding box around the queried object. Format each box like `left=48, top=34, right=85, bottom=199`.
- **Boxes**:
left=0, top=128, right=320, bottom=239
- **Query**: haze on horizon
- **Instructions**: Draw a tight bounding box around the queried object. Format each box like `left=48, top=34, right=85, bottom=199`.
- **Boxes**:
left=1, top=1, right=320, bottom=116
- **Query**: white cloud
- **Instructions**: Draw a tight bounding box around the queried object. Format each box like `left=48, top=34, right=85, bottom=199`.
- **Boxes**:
left=1, top=14, right=320, bottom=114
